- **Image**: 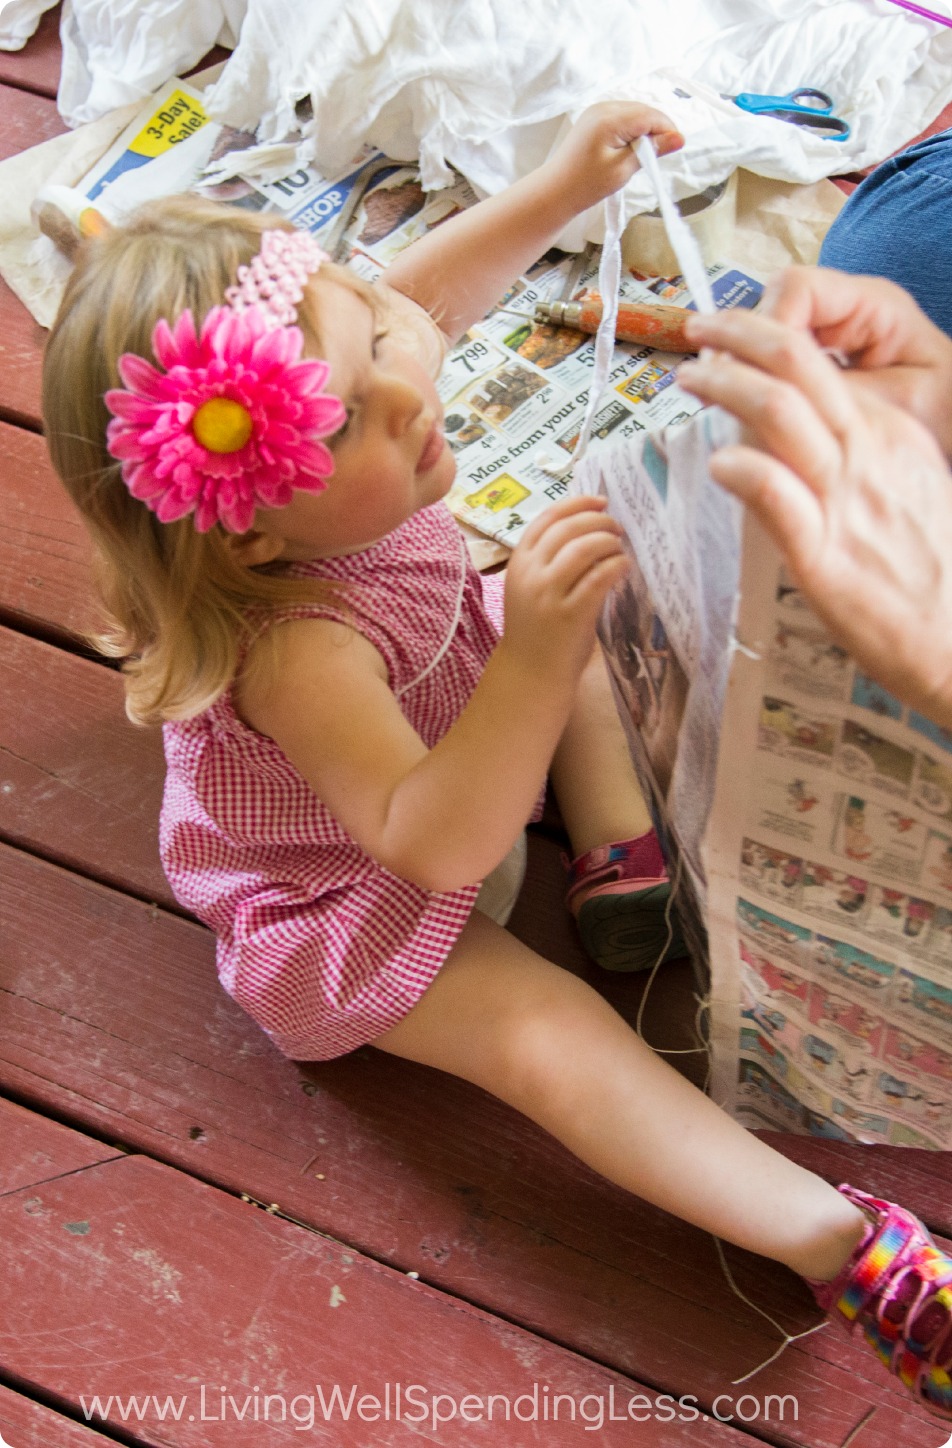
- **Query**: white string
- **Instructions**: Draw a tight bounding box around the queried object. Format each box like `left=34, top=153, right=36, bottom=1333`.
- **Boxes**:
left=570, top=188, right=624, bottom=469
left=630, top=796, right=828, bottom=1384
left=634, top=844, right=706, bottom=1058
left=714, top=1239, right=829, bottom=1385
left=727, top=634, right=762, bottom=662
left=840, top=1408, right=878, bottom=1448
left=395, top=531, right=468, bottom=696
left=634, top=137, right=716, bottom=315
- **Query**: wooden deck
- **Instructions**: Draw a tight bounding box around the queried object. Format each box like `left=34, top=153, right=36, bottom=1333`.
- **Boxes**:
left=0, top=15, right=950, bottom=1446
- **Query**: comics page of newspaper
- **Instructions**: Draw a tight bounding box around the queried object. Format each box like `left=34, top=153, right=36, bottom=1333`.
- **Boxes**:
left=579, top=409, right=952, bottom=1149
left=704, top=513, right=952, bottom=1150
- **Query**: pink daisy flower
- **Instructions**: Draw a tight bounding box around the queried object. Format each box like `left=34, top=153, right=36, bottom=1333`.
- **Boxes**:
left=104, top=305, right=346, bottom=533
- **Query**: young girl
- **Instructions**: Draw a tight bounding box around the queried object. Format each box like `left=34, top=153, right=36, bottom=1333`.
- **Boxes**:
left=43, top=102, right=951, bottom=1418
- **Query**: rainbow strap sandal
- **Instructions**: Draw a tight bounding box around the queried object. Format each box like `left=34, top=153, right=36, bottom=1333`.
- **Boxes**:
left=808, top=1184, right=952, bottom=1418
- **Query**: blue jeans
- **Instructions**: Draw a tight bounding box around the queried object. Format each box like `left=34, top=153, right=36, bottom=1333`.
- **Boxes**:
left=819, top=128, right=952, bottom=340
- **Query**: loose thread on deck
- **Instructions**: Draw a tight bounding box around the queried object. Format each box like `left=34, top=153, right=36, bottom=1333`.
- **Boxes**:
left=839, top=1405, right=878, bottom=1448
left=631, top=813, right=829, bottom=1384
left=715, top=1237, right=829, bottom=1385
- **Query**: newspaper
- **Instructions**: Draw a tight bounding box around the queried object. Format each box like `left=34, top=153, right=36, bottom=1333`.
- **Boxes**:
left=576, top=410, right=952, bottom=1150
left=439, top=259, right=763, bottom=548
left=574, top=410, right=743, bottom=985
left=63, top=77, right=478, bottom=265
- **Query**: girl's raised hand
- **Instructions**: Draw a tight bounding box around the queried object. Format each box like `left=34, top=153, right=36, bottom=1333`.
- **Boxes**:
left=545, top=101, right=685, bottom=214
left=383, top=100, right=681, bottom=347
left=501, top=494, right=628, bottom=684
left=679, top=309, right=952, bottom=729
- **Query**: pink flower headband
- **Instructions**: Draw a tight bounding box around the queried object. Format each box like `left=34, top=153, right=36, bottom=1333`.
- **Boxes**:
left=104, top=228, right=346, bottom=534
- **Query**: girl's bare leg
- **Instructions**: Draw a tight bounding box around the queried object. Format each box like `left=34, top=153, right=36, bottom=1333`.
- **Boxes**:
left=549, top=645, right=651, bottom=856
left=375, top=911, right=866, bottom=1282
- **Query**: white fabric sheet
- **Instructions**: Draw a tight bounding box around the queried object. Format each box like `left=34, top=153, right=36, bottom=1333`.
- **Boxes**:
left=207, top=0, right=952, bottom=220
left=0, top=0, right=57, bottom=50
left=4, top=1, right=952, bottom=236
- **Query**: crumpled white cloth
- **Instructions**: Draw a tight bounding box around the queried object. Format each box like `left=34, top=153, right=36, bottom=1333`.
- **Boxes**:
left=0, top=0, right=240, bottom=116
left=5, top=0, right=952, bottom=223
left=57, top=0, right=243, bottom=123
left=206, top=0, right=952, bottom=241
left=0, top=0, right=57, bottom=50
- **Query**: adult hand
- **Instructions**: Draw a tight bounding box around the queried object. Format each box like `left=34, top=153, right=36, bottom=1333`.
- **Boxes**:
left=679, top=309, right=952, bottom=729
left=759, top=267, right=952, bottom=460
left=544, top=100, right=684, bottom=215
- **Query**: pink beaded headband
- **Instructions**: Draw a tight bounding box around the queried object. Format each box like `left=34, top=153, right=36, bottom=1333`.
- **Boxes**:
left=104, top=228, right=346, bottom=534
left=224, top=228, right=329, bottom=329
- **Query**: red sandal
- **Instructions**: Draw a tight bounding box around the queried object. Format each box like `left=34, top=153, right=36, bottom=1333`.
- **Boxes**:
left=564, top=831, right=685, bottom=972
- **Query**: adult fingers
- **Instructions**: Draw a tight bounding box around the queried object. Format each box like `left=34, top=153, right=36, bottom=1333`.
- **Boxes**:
left=682, top=310, right=859, bottom=445
left=762, top=266, right=937, bottom=369
left=707, top=444, right=824, bottom=580
left=678, top=350, right=844, bottom=498
left=761, top=265, right=874, bottom=334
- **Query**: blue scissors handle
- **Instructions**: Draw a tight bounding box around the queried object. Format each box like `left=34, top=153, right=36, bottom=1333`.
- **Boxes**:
left=734, top=88, right=834, bottom=115
left=731, top=87, right=850, bottom=141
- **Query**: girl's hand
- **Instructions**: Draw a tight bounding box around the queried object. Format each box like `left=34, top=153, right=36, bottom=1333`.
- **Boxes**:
left=384, top=100, right=681, bottom=345
left=502, top=494, right=628, bottom=684
left=761, top=267, right=952, bottom=460
left=679, top=309, right=952, bottom=729
left=544, top=101, right=685, bottom=215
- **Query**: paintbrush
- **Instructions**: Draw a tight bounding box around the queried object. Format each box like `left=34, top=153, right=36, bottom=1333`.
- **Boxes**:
left=496, top=296, right=700, bottom=353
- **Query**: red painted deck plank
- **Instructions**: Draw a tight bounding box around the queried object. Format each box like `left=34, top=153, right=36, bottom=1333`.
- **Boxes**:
left=0, top=1096, right=120, bottom=1195
left=0, top=625, right=169, bottom=904
left=0, top=1151, right=760, bottom=1448
left=0, top=1383, right=117, bottom=1447
left=0, top=76, right=65, bottom=160
left=0, top=421, right=93, bottom=639
left=0, top=276, right=47, bottom=430
left=0, top=842, right=945, bottom=1448
left=0, top=91, right=61, bottom=428
left=0, top=21, right=947, bottom=1448
left=0, top=6, right=61, bottom=99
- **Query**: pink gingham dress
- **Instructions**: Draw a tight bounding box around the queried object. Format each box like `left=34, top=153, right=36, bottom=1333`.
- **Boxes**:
left=160, top=500, right=514, bottom=1061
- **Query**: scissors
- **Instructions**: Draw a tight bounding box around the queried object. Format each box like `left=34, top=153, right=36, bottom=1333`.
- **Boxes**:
left=729, top=87, right=851, bottom=141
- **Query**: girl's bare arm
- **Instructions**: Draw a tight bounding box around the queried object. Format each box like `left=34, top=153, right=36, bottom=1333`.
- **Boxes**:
left=236, top=497, right=627, bottom=891
left=383, top=102, right=683, bottom=346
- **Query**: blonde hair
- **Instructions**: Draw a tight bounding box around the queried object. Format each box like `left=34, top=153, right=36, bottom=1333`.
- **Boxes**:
left=42, top=194, right=376, bottom=726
